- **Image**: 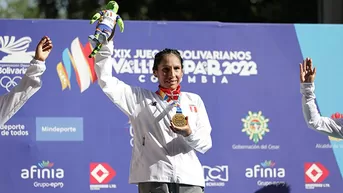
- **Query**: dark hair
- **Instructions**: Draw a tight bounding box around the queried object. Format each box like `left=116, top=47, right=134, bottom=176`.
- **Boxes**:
left=254, top=183, right=291, bottom=193
left=153, top=48, right=183, bottom=71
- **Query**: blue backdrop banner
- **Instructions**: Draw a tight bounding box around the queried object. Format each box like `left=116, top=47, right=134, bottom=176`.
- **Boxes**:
left=0, top=19, right=342, bottom=193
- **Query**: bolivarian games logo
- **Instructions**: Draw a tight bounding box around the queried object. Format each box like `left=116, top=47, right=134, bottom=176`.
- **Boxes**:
left=90, top=163, right=117, bottom=191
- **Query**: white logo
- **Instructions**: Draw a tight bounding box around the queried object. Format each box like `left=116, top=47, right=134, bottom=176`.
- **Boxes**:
left=21, top=165, right=64, bottom=179
left=305, top=164, right=323, bottom=183
left=245, top=165, right=285, bottom=179
left=0, top=76, right=21, bottom=92
left=0, top=124, right=28, bottom=136
left=20, top=161, right=64, bottom=188
left=111, top=49, right=258, bottom=85
left=203, top=165, right=228, bottom=187
left=91, top=164, right=110, bottom=183
left=245, top=161, right=286, bottom=187
left=0, top=36, right=35, bottom=63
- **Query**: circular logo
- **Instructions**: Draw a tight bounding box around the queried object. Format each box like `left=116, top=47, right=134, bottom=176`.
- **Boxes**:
left=242, top=111, right=270, bottom=144
left=0, top=76, right=22, bottom=92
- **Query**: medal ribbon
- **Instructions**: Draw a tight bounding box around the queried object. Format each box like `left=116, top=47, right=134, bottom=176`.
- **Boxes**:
left=155, top=85, right=182, bottom=114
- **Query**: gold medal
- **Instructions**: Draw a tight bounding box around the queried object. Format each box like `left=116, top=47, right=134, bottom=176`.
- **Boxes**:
left=172, top=113, right=187, bottom=127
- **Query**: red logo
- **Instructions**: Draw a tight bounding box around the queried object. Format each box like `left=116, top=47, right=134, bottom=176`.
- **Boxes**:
left=90, top=163, right=116, bottom=184
left=189, top=105, right=198, bottom=113
left=331, top=112, right=343, bottom=119
left=304, top=162, right=329, bottom=183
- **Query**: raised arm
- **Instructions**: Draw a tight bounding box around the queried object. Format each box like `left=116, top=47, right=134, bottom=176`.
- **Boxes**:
left=301, top=83, right=343, bottom=138
left=94, top=39, right=140, bottom=117
left=90, top=11, right=103, bottom=24
left=116, top=15, right=124, bottom=33
left=300, top=58, right=343, bottom=139
left=0, top=36, right=52, bottom=126
left=183, top=95, right=213, bottom=153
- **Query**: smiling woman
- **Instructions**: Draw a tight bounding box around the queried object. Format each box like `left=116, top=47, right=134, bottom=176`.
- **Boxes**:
left=93, top=38, right=213, bottom=193
left=152, top=48, right=183, bottom=90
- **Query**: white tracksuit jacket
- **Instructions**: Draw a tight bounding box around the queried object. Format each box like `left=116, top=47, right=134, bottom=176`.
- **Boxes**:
left=94, top=40, right=213, bottom=187
left=0, top=59, right=46, bottom=126
left=301, top=83, right=343, bottom=138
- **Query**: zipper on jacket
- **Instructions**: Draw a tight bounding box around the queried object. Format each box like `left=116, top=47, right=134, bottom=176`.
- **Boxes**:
left=142, top=136, right=145, bottom=146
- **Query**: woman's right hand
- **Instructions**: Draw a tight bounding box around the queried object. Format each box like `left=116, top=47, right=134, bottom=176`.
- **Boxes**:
left=300, top=57, right=316, bottom=83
